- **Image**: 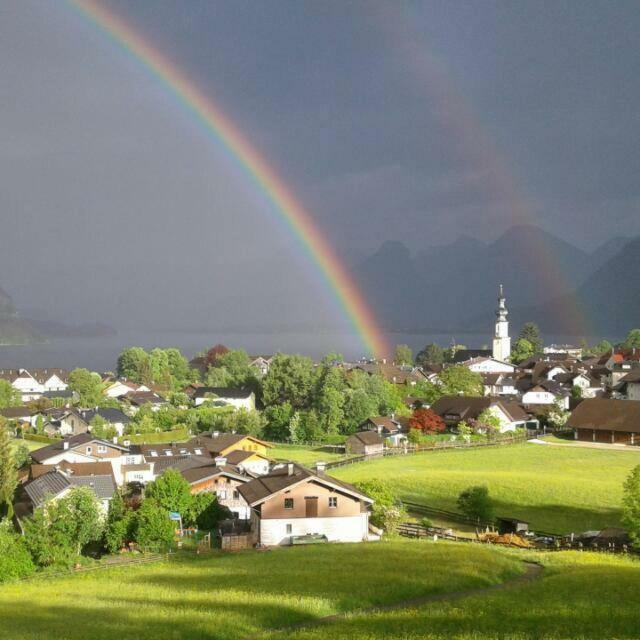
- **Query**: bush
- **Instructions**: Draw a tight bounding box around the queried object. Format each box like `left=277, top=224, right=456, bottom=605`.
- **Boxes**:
left=354, top=479, right=406, bottom=534
left=457, top=485, right=494, bottom=523
left=0, top=521, right=35, bottom=582
left=134, top=500, right=175, bottom=552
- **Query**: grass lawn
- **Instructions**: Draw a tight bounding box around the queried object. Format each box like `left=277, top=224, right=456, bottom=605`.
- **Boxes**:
left=331, top=443, right=640, bottom=533
left=269, top=443, right=350, bottom=465
left=269, top=550, right=640, bottom=640
left=10, top=438, right=45, bottom=452
left=0, top=540, right=521, bottom=640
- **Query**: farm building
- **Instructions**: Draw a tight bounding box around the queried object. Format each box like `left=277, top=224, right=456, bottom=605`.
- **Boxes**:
left=346, top=430, right=385, bottom=455
left=430, top=396, right=532, bottom=432
left=567, top=398, right=640, bottom=445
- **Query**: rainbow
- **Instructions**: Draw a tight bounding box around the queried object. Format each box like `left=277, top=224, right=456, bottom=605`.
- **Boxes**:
left=68, top=0, right=390, bottom=358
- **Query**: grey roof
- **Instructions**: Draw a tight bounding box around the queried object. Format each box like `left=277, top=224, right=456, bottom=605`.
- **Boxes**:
left=348, top=431, right=385, bottom=446
left=30, top=433, right=129, bottom=463
left=69, top=475, right=116, bottom=501
left=80, top=408, right=130, bottom=425
left=24, top=472, right=71, bottom=506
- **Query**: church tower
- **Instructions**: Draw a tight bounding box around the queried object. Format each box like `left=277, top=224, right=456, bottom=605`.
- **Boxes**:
left=492, top=284, right=511, bottom=361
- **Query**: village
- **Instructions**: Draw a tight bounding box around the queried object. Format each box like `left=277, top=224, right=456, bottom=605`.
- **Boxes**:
left=1, top=286, right=640, bottom=562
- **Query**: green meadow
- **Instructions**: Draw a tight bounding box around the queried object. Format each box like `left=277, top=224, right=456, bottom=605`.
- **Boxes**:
left=332, top=442, right=640, bottom=533
left=268, top=443, right=350, bottom=465
left=0, top=540, right=520, bottom=640
left=268, top=550, right=640, bottom=640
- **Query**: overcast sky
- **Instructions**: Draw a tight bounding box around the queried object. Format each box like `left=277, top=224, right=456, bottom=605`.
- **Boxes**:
left=1, top=1, right=639, bottom=327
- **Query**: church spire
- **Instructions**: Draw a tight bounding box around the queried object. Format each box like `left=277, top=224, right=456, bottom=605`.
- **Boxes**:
left=492, top=284, right=511, bottom=361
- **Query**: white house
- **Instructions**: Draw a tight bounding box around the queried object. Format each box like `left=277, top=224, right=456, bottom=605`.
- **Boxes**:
left=463, top=357, right=516, bottom=375
left=0, top=368, right=69, bottom=401
left=431, top=396, right=533, bottom=433
left=239, top=463, right=374, bottom=546
left=193, top=387, right=255, bottom=410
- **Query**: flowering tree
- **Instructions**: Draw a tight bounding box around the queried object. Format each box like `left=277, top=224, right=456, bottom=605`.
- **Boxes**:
left=408, top=408, right=446, bottom=434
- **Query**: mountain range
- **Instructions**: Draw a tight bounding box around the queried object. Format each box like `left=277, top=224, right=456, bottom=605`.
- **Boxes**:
left=0, top=288, right=43, bottom=345
left=353, top=225, right=636, bottom=339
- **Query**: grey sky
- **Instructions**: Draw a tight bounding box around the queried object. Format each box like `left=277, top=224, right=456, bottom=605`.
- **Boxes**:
left=1, top=1, right=639, bottom=328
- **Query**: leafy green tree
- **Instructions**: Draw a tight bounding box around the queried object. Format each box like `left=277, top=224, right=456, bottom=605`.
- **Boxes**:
left=184, top=493, right=230, bottom=530
left=438, top=365, right=483, bottom=396
left=263, top=402, right=294, bottom=441
left=314, top=366, right=346, bottom=436
left=164, top=348, right=194, bottom=388
left=510, top=338, right=535, bottom=364
left=353, top=480, right=406, bottom=533
left=205, top=366, right=233, bottom=387
left=298, top=410, right=323, bottom=442
left=117, top=347, right=151, bottom=383
left=475, top=409, right=502, bottom=436
left=0, top=423, right=18, bottom=519
left=68, top=368, right=104, bottom=406
left=208, top=349, right=256, bottom=389
left=12, top=442, right=31, bottom=469
left=457, top=485, right=494, bottom=523
left=287, top=411, right=301, bottom=443
left=104, top=492, right=133, bottom=553
left=410, top=380, right=442, bottom=405
left=519, top=322, right=542, bottom=353
left=624, top=329, right=640, bottom=350
left=415, top=343, right=444, bottom=366
left=547, top=400, right=570, bottom=430
left=89, top=415, right=117, bottom=440
left=133, top=499, right=175, bottom=552
left=57, top=487, right=104, bottom=555
left=23, top=508, right=72, bottom=567
left=342, top=388, right=377, bottom=434
left=586, top=339, right=613, bottom=357
left=149, top=348, right=171, bottom=386
left=0, top=521, right=34, bottom=582
left=262, top=354, right=315, bottom=409
left=222, top=409, right=266, bottom=436
left=443, top=344, right=467, bottom=363
left=0, top=380, right=21, bottom=409
left=145, top=469, right=193, bottom=516
left=622, top=465, right=640, bottom=548
left=394, top=344, right=413, bottom=366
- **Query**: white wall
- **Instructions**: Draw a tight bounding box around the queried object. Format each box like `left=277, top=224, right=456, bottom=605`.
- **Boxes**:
left=259, top=514, right=369, bottom=546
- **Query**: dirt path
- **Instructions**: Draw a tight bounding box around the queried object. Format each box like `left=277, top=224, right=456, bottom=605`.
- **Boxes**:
left=247, top=561, right=543, bottom=639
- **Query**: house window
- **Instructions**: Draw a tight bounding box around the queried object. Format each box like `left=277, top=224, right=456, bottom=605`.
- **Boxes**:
left=286, top=524, right=292, bottom=535
left=284, top=498, right=294, bottom=510
left=329, top=497, right=338, bottom=508
left=218, top=490, right=227, bottom=500
left=233, top=490, right=240, bottom=500
left=194, top=448, right=203, bottom=455
left=86, top=446, right=92, bottom=455
left=97, top=445, right=107, bottom=454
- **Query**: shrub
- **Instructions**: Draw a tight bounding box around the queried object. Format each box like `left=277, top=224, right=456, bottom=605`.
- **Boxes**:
left=457, top=485, right=494, bottom=523
left=0, top=521, right=34, bottom=582
left=354, top=479, right=406, bottom=534
left=134, top=500, right=175, bottom=552
left=622, top=465, right=640, bottom=548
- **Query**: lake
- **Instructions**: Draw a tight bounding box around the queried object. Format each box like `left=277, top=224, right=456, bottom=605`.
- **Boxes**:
left=0, top=329, right=597, bottom=372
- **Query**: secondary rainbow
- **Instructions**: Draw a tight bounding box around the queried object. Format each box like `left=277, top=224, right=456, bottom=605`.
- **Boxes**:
left=69, top=0, right=389, bottom=357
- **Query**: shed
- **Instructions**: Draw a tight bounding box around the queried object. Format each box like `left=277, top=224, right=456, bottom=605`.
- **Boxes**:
left=346, top=430, right=385, bottom=455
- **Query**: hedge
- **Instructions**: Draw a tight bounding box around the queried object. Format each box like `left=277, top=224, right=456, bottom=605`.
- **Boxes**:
left=118, top=428, right=190, bottom=445
left=22, top=434, right=59, bottom=444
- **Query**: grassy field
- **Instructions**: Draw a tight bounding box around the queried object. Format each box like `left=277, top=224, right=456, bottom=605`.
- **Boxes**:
left=0, top=540, right=521, bottom=640
left=269, top=443, right=350, bottom=465
left=332, top=443, right=640, bottom=533
left=11, top=438, right=44, bottom=452
left=268, top=550, right=640, bottom=640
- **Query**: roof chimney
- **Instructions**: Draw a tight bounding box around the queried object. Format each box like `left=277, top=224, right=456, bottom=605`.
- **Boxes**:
left=287, top=462, right=294, bottom=476
left=213, top=431, right=220, bottom=438
left=112, top=436, right=118, bottom=445
left=214, top=456, right=227, bottom=467
left=63, top=441, right=69, bottom=450
left=315, top=461, right=326, bottom=474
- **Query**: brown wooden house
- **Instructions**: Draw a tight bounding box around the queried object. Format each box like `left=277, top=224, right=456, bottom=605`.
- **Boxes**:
left=567, top=398, right=640, bottom=445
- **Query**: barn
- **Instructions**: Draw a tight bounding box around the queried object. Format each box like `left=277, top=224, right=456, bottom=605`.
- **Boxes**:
left=567, top=398, right=640, bottom=445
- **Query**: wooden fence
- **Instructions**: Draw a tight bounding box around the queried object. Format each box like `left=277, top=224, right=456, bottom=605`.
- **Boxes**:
left=324, top=431, right=538, bottom=470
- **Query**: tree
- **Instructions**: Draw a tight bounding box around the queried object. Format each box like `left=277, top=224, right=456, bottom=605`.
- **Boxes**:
left=457, top=485, right=494, bottom=523
left=222, top=409, right=266, bottom=436
left=443, top=344, right=467, bottom=363
left=261, top=354, right=315, bottom=409
left=263, top=402, right=294, bottom=441
left=314, top=366, right=346, bottom=436
left=474, top=409, right=502, bottom=436
left=353, top=480, right=406, bottom=533
left=184, top=492, right=230, bottom=530
left=519, top=323, right=542, bottom=353
left=0, top=380, right=21, bottom=409
left=547, top=400, right=570, bottom=430
left=104, top=491, right=133, bottom=553
left=342, top=388, right=377, bottom=435
left=394, top=344, right=413, bottom=366
left=0, top=520, right=34, bottom=582
left=117, top=347, right=151, bottom=383
left=208, top=349, right=256, bottom=388
left=624, top=329, right=640, bottom=350
left=510, top=338, right=535, bottom=364
left=12, top=442, right=31, bottom=469
left=145, top=469, right=193, bottom=516
left=201, top=344, right=230, bottom=369
left=415, top=343, right=444, bottom=366
left=622, top=465, right=640, bottom=548
left=89, top=415, right=117, bottom=440
left=0, top=423, right=18, bottom=519
left=438, top=366, right=483, bottom=396
left=408, top=408, right=446, bottom=434
left=68, top=368, right=104, bottom=406
left=134, top=499, right=175, bottom=552
left=56, top=487, right=104, bottom=555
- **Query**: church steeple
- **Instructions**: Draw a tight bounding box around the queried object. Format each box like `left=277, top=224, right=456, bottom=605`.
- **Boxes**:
left=492, top=284, right=511, bottom=361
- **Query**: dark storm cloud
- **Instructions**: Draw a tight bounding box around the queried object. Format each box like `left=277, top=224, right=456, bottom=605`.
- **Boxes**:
left=1, top=0, right=639, bottom=329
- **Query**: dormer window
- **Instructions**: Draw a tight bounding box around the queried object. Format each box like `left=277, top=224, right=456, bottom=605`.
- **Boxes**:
left=194, top=448, right=203, bottom=455
left=164, top=450, right=173, bottom=456
left=150, top=451, right=158, bottom=457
